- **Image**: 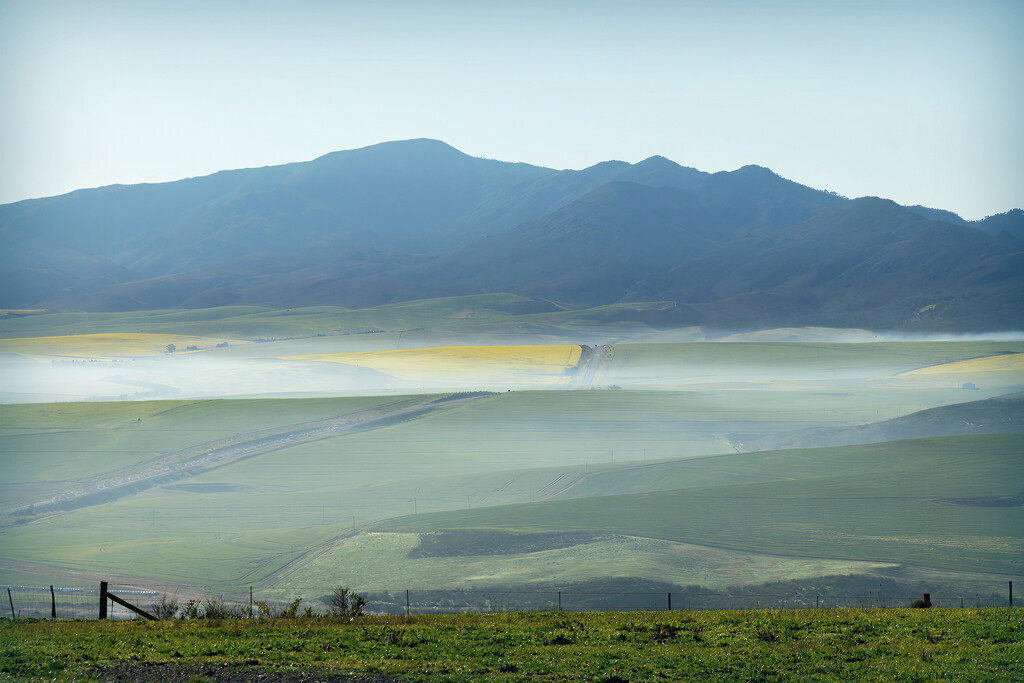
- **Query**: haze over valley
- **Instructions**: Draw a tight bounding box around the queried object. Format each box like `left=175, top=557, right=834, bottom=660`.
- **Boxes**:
left=1, top=61, right=1022, bottom=610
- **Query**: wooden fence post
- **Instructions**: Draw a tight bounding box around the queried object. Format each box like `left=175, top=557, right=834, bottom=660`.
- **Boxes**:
left=99, top=581, right=108, bottom=619
left=50, top=586, right=56, bottom=618
left=667, top=593, right=671, bottom=611
left=6, top=587, right=13, bottom=619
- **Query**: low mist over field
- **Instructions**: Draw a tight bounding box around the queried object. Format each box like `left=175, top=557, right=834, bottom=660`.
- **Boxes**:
left=1, top=125, right=1022, bottom=615
left=1, top=301, right=1021, bottom=611
left=1, top=7, right=1022, bottom=682
left=3, top=305, right=1022, bottom=404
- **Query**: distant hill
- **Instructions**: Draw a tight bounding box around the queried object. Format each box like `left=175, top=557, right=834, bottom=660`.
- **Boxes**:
left=741, top=395, right=1024, bottom=452
left=1, top=139, right=1021, bottom=330
left=637, top=197, right=1024, bottom=329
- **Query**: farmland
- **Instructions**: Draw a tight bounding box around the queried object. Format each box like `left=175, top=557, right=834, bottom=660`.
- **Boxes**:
left=286, top=344, right=582, bottom=385
left=0, top=301, right=1022, bottom=608
left=0, top=333, right=241, bottom=359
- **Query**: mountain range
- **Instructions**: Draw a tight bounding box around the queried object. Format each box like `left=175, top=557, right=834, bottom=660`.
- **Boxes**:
left=2, top=138, right=1022, bottom=330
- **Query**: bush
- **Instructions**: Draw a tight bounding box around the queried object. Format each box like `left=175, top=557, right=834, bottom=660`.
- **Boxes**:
left=152, top=595, right=179, bottom=620
left=328, top=587, right=366, bottom=620
left=180, top=599, right=202, bottom=619
left=203, top=596, right=247, bottom=619
left=255, top=598, right=304, bottom=619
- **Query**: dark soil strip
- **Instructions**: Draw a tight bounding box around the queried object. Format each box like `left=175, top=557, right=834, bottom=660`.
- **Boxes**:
left=92, top=663, right=407, bottom=683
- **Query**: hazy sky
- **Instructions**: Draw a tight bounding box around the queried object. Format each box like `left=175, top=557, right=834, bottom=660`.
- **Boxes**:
left=1, top=0, right=1021, bottom=219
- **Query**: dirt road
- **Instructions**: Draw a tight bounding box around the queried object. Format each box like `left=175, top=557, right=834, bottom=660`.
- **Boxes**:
left=3, top=393, right=493, bottom=521
left=571, top=344, right=611, bottom=386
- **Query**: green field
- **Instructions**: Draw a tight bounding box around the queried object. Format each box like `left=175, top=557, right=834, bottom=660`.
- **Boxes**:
left=3, top=296, right=1022, bottom=403
left=0, top=295, right=666, bottom=341
left=1, top=302, right=1022, bottom=604
left=2, top=608, right=1021, bottom=682
left=378, top=435, right=1024, bottom=576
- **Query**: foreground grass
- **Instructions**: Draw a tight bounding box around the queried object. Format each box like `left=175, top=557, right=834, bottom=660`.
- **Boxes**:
left=1, top=608, right=1021, bottom=681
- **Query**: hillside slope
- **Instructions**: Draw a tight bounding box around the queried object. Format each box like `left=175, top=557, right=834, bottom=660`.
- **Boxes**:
left=2, top=139, right=1021, bottom=330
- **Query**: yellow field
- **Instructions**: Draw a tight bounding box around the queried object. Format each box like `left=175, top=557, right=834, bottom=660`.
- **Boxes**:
left=904, top=352, right=1024, bottom=376
left=0, top=333, right=242, bottom=359
left=285, top=345, right=582, bottom=382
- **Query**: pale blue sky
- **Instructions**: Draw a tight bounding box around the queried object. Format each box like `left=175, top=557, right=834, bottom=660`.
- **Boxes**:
left=1, top=0, right=1021, bottom=219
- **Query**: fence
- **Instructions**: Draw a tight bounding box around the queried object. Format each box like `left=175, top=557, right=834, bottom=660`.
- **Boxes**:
left=3, top=584, right=158, bottom=620
left=1, top=582, right=1015, bottom=619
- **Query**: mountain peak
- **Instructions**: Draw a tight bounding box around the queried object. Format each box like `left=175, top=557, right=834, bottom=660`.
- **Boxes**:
left=636, top=155, right=674, bottom=166
left=733, top=164, right=777, bottom=176
left=313, top=138, right=468, bottom=166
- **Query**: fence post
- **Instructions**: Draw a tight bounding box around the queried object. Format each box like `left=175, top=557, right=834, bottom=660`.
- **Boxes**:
left=249, top=586, right=253, bottom=618
left=97, top=581, right=156, bottom=620
left=406, top=590, right=410, bottom=617
left=50, top=586, right=56, bottom=619
left=6, top=587, right=13, bottom=619
left=1010, top=581, right=1013, bottom=607
left=667, top=593, right=671, bottom=611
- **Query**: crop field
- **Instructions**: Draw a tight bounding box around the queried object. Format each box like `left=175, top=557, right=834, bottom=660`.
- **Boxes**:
left=0, top=333, right=241, bottom=359
left=0, top=303, right=1022, bottom=605
left=286, top=344, right=582, bottom=385
left=280, top=531, right=897, bottom=595
left=0, top=396, right=404, bottom=510
left=0, top=296, right=685, bottom=344
left=605, top=340, right=1024, bottom=384
left=379, top=434, right=1024, bottom=577
left=904, top=352, right=1024, bottom=376
left=0, top=295, right=596, bottom=342
left=2, top=400, right=1020, bottom=592
left=3, top=307, right=1022, bottom=403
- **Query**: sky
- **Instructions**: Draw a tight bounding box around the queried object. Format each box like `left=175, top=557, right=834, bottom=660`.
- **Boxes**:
left=1, top=0, right=1021, bottom=220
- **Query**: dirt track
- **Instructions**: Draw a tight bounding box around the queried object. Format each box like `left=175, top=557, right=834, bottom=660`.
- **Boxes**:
left=570, top=344, right=610, bottom=386
left=4, top=394, right=492, bottom=521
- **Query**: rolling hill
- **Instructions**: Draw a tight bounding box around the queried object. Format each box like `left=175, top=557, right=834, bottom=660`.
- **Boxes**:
left=743, top=394, right=1024, bottom=452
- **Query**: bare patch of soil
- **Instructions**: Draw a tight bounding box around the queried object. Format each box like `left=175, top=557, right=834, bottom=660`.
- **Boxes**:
left=91, top=663, right=406, bottom=682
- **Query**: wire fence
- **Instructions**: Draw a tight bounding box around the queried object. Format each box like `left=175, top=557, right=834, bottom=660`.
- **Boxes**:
left=2, top=584, right=158, bottom=620
left=2, top=583, right=1015, bottom=620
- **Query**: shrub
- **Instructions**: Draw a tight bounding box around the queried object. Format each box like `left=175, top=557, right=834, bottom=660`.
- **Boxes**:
left=203, top=596, right=247, bottom=619
left=328, top=587, right=366, bottom=620
left=180, top=599, right=202, bottom=619
left=151, top=595, right=179, bottom=620
left=649, top=623, right=681, bottom=642
left=254, top=598, right=303, bottom=619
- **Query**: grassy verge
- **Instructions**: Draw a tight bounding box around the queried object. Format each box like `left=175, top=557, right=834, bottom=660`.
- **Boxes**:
left=1, top=608, right=1021, bottom=682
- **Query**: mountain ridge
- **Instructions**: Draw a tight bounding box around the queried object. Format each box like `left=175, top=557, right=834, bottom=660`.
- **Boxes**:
left=1, top=139, right=1021, bottom=330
